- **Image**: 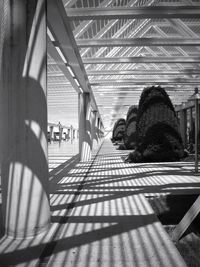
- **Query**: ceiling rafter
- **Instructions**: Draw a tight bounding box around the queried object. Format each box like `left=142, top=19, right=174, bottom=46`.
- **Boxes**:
left=72, top=0, right=153, bottom=40
left=48, top=0, right=200, bottom=130
left=82, top=56, right=200, bottom=64
left=78, top=0, right=157, bottom=61
left=66, top=6, right=200, bottom=20
left=90, top=78, right=200, bottom=85
left=76, top=37, right=200, bottom=47
left=153, top=25, right=188, bottom=57
left=72, top=0, right=114, bottom=38
left=47, top=38, right=80, bottom=92
left=86, top=69, right=200, bottom=76
left=63, top=0, right=78, bottom=8
left=87, top=20, right=152, bottom=72
left=85, top=20, right=151, bottom=59
left=153, top=23, right=200, bottom=70
left=169, top=18, right=200, bottom=38
left=47, top=0, right=104, bottom=127
left=80, top=20, right=135, bottom=58
left=92, top=86, right=194, bottom=90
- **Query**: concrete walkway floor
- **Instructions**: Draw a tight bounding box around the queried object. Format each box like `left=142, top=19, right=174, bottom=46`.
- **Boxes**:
left=1, top=139, right=200, bottom=266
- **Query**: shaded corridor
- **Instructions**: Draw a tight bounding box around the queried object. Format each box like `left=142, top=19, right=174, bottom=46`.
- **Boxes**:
left=1, top=140, right=199, bottom=266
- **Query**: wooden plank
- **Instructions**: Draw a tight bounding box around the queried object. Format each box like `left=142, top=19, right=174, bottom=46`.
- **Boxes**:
left=87, top=69, right=200, bottom=76
left=83, top=56, right=200, bottom=64
left=66, top=6, right=200, bottom=20
left=175, top=102, right=194, bottom=112
left=172, top=195, right=200, bottom=242
left=76, top=38, right=200, bottom=47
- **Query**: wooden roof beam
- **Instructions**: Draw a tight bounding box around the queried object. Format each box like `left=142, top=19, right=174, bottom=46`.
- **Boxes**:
left=66, top=6, right=200, bottom=20
left=90, top=78, right=200, bottom=85
left=83, top=56, right=200, bottom=64
left=87, top=69, right=200, bottom=76
left=47, top=0, right=103, bottom=126
left=77, top=38, right=200, bottom=47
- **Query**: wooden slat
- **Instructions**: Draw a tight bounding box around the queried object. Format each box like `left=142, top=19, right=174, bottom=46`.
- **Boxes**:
left=77, top=38, right=200, bottom=47
left=83, top=56, right=200, bottom=64
left=87, top=69, right=200, bottom=76
left=66, top=6, right=200, bottom=20
left=172, top=195, right=200, bottom=241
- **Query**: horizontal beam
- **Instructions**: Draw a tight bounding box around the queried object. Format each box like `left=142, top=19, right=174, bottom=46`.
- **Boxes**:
left=77, top=38, right=200, bottom=47
left=87, top=69, right=200, bottom=76
left=175, top=101, right=194, bottom=111
left=66, top=6, right=200, bottom=20
left=92, top=85, right=195, bottom=88
left=90, top=79, right=200, bottom=85
left=83, top=56, right=200, bottom=64
left=93, top=89, right=194, bottom=92
left=48, top=122, right=75, bottom=129
left=48, top=0, right=89, bottom=93
left=47, top=72, right=64, bottom=77
left=48, top=0, right=104, bottom=127
left=47, top=39, right=80, bottom=93
left=90, top=78, right=200, bottom=83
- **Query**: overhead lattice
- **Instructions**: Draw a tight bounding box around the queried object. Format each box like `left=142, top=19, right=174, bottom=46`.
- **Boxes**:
left=47, top=0, right=200, bottom=131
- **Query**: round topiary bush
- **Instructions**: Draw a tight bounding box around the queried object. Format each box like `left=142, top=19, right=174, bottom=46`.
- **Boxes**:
left=128, top=86, right=185, bottom=162
left=124, top=105, right=138, bottom=149
left=112, top=118, right=126, bottom=142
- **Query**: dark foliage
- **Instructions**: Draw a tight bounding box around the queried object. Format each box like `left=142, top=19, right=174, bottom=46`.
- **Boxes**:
left=118, top=144, right=127, bottom=150
left=111, top=118, right=126, bottom=142
left=128, top=86, right=185, bottom=162
left=137, top=122, right=184, bottom=162
left=124, top=105, right=138, bottom=149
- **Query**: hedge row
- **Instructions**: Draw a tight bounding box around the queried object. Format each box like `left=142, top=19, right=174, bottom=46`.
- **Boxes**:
left=112, top=86, right=185, bottom=162
left=124, top=105, right=138, bottom=149
left=111, top=118, right=126, bottom=142
left=129, top=86, right=185, bottom=162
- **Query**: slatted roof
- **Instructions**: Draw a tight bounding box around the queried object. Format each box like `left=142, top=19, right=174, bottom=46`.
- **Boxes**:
left=47, top=0, right=200, bottom=131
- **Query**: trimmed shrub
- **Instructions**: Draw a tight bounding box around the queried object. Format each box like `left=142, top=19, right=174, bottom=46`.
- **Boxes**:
left=112, top=118, right=126, bottom=142
left=124, top=105, right=138, bottom=149
left=128, top=86, right=185, bottom=162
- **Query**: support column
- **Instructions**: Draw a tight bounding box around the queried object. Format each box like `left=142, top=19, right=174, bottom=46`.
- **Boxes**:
left=59, top=127, right=63, bottom=143
left=75, top=129, right=78, bottom=139
left=189, top=108, right=193, bottom=131
left=199, top=104, right=200, bottom=141
left=50, top=126, right=54, bottom=143
left=70, top=125, right=73, bottom=140
left=67, top=128, right=70, bottom=140
left=188, top=107, right=194, bottom=143
left=79, top=93, right=92, bottom=161
left=0, top=0, right=50, bottom=238
left=91, top=111, right=98, bottom=150
left=58, top=122, right=62, bottom=142
left=179, top=109, right=187, bottom=147
left=95, top=116, right=99, bottom=145
left=97, top=117, right=100, bottom=141
left=99, top=122, right=102, bottom=141
left=99, top=121, right=104, bottom=141
left=195, top=100, right=199, bottom=172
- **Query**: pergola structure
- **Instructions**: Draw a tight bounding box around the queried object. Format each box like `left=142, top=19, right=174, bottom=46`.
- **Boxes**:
left=1, top=0, right=200, bottom=260
left=47, top=0, right=200, bottom=133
